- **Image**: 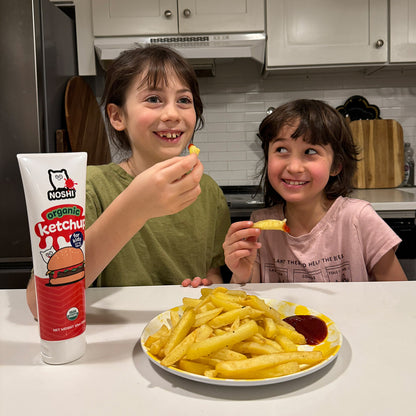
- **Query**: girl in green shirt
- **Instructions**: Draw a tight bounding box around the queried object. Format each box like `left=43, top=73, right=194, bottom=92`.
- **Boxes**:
left=27, top=45, right=230, bottom=317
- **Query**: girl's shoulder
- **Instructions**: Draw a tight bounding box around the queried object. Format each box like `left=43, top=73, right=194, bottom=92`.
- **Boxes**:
left=86, top=163, right=132, bottom=192
left=87, top=163, right=125, bottom=177
left=200, top=174, right=226, bottom=198
left=329, top=196, right=382, bottom=227
left=333, top=196, right=374, bottom=216
left=87, top=163, right=133, bottom=181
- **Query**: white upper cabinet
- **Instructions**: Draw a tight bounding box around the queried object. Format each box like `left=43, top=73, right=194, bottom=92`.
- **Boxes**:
left=390, top=0, right=416, bottom=62
left=91, top=0, right=265, bottom=36
left=266, top=0, right=388, bottom=68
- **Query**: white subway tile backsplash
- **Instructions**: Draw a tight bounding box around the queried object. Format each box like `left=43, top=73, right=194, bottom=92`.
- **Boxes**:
left=195, top=61, right=416, bottom=186
left=205, top=111, right=245, bottom=123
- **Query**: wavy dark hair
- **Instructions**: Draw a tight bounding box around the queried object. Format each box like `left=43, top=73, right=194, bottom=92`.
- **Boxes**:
left=101, top=45, right=204, bottom=151
left=257, top=99, right=359, bottom=207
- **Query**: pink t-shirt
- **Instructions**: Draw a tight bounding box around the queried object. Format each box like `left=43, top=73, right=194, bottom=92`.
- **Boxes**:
left=251, top=197, right=401, bottom=282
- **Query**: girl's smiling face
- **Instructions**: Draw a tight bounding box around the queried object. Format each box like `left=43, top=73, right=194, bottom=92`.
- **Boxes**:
left=108, top=67, right=197, bottom=170
left=267, top=121, right=339, bottom=206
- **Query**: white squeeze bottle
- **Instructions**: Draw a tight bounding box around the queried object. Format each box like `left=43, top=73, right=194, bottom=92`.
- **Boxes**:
left=17, top=153, right=87, bottom=364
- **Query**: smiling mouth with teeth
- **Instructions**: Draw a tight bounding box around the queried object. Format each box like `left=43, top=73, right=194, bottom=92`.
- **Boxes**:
left=283, top=179, right=308, bottom=186
left=157, top=132, right=182, bottom=139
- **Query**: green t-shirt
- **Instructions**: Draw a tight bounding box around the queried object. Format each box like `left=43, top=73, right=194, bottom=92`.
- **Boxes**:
left=86, top=163, right=230, bottom=286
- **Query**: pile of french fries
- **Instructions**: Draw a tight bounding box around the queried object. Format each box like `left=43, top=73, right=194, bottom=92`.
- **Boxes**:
left=143, top=287, right=324, bottom=380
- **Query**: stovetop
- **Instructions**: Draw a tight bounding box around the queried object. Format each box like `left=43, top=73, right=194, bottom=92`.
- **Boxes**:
left=220, top=186, right=264, bottom=209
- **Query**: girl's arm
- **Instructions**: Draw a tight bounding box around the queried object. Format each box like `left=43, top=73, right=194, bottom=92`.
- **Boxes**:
left=371, top=249, right=408, bottom=281
left=84, top=155, right=203, bottom=287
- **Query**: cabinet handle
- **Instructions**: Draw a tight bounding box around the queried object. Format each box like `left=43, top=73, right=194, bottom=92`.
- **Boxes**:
left=375, top=39, right=384, bottom=48
left=164, top=10, right=173, bottom=18
left=183, top=8, right=191, bottom=17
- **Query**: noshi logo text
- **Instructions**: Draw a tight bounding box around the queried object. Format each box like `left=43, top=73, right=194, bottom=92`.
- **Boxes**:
left=47, top=169, right=78, bottom=201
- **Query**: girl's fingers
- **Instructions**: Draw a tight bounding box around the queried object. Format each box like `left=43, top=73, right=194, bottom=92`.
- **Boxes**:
left=160, top=154, right=201, bottom=184
left=191, top=276, right=202, bottom=287
left=225, top=222, right=260, bottom=243
left=201, top=278, right=212, bottom=286
left=181, top=277, right=212, bottom=288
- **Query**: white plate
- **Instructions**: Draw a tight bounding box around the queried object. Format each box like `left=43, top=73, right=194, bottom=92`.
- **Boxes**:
left=140, top=298, right=342, bottom=387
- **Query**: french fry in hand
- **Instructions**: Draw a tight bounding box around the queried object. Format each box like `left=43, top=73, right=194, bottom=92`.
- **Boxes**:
left=252, top=219, right=290, bottom=233
left=188, top=143, right=200, bottom=155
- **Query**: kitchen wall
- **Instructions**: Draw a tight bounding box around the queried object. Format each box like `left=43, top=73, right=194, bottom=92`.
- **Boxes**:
left=192, top=59, right=416, bottom=186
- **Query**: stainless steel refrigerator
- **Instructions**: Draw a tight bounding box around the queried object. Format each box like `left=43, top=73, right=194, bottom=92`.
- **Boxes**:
left=0, top=0, right=77, bottom=288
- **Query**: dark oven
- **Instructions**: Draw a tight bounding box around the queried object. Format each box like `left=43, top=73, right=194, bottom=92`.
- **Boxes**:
left=382, top=214, right=416, bottom=280
left=221, top=186, right=264, bottom=222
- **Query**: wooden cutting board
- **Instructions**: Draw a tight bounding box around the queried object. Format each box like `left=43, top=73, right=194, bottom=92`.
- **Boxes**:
left=65, top=76, right=111, bottom=165
left=349, top=119, right=404, bottom=189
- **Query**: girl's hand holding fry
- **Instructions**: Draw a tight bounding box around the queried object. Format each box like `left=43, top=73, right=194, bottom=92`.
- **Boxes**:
left=223, top=221, right=262, bottom=283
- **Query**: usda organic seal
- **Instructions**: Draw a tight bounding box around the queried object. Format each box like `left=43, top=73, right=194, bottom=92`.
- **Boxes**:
left=67, top=307, right=79, bottom=321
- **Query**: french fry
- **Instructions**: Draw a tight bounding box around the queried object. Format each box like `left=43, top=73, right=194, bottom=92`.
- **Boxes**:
left=252, top=219, right=290, bottom=233
left=228, top=361, right=301, bottom=379
left=210, top=293, right=244, bottom=311
left=253, top=361, right=300, bottom=378
left=200, top=286, right=227, bottom=297
left=263, top=317, right=278, bottom=338
left=204, top=369, right=218, bottom=378
left=275, top=334, right=298, bottom=352
left=163, top=308, right=195, bottom=356
left=243, top=295, right=283, bottom=323
left=275, top=324, right=307, bottom=345
left=186, top=320, right=258, bottom=360
left=209, top=348, right=247, bottom=361
left=170, top=309, right=180, bottom=328
left=144, top=324, right=170, bottom=348
left=193, top=307, right=223, bottom=327
left=216, top=351, right=323, bottom=378
left=188, top=143, right=200, bottom=155
left=194, top=324, right=213, bottom=342
left=232, top=341, right=281, bottom=355
left=161, top=331, right=197, bottom=367
left=182, top=297, right=201, bottom=308
left=208, top=306, right=263, bottom=328
left=178, top=359, right=212, bottom=375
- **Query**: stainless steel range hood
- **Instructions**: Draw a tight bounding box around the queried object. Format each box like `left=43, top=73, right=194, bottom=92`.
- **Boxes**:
left=94, top=33, right=266, bottom=72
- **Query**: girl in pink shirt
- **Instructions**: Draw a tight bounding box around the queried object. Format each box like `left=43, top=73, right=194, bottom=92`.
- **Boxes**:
left=223, top=99, right=407, bottom=282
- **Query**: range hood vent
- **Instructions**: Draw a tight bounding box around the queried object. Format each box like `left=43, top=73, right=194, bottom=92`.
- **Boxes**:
left=94, top=33, right=266, bottom=72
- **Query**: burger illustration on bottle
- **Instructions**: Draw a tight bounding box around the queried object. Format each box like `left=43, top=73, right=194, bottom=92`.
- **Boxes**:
left=46, top=247, right=85, bottom=286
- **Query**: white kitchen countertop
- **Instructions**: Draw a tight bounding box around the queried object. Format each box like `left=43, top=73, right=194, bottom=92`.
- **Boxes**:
left=1, top=283, right=415, bottom=416
left=351, top=187, right=416, bottom=214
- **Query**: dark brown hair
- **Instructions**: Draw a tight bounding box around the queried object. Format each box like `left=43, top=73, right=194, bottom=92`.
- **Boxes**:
left=257, top=99, right=359, bottom=207
left=101, top=45, right=204, bottom=151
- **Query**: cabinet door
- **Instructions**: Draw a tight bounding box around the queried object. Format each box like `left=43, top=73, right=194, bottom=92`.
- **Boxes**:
left=266, top=0, right=388, bottom=68
left=91, top=0, right=178, bottom=36
left=178, top=0, right=264, bottom=33
left=390, top=0, right=416, bottom=62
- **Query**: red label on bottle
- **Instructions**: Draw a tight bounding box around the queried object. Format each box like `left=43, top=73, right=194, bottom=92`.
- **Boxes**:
left=35, top=276, right=86, bottom=341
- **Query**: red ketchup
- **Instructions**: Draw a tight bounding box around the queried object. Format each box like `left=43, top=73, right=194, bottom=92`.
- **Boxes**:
left=283, top=315, right=328, bottom=345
